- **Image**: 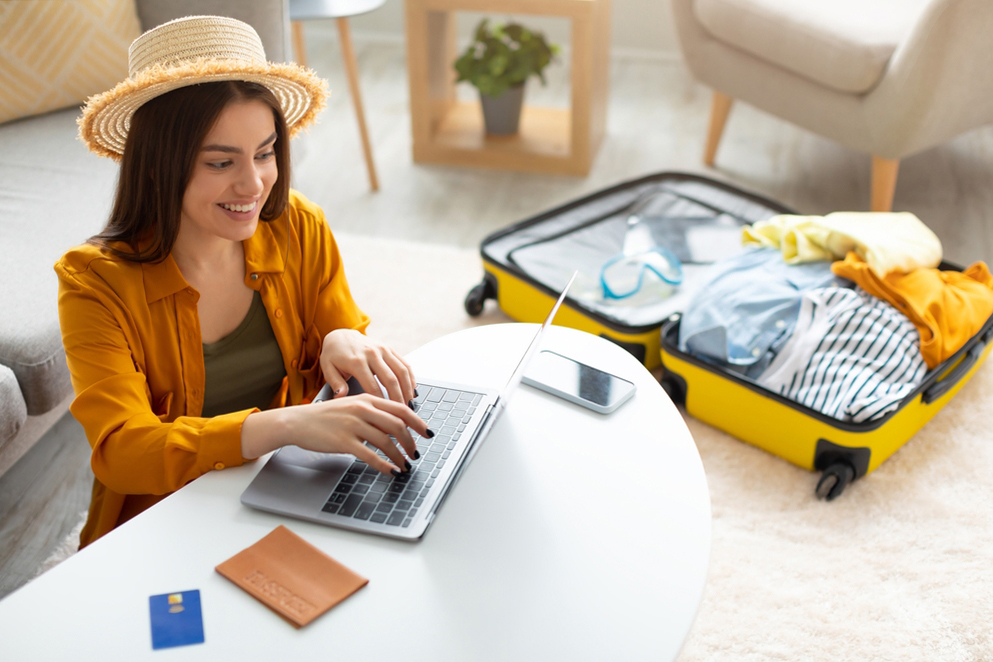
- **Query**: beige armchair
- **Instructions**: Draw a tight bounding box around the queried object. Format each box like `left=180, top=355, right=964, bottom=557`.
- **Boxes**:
left=671, top=0, right=993, bottom=211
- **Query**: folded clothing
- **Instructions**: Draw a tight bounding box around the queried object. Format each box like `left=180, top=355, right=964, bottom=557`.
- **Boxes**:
left=742, top=212, right=942, bottom=277
left=678, top=248, right=845, bottom=378
left=832, top=254, right=993, bottom=369
left=756, top=286, right=927, bottom=423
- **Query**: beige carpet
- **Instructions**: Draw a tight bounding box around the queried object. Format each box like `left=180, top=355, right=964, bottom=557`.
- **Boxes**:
left=45, top=232, right=992, bottom=660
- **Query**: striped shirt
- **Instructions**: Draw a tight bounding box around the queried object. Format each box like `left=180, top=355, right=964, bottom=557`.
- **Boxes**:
left=756, top=287, right=928, bottom=423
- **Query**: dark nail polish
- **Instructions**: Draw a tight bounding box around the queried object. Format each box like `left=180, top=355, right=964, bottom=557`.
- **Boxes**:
left=414, top=388, right=420, bottom=398
left=414, top=450, right=421, bottom=460
left=426, top=428, right=436, bottom=438
left=391, top=469, right=401, bottom=477
left=408, top=400, right=415, bottom=410
left=404, top=460, right=412, bottom=471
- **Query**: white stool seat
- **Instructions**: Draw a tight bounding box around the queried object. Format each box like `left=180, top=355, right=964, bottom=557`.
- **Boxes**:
left=290, top=0, right=386, bottom=21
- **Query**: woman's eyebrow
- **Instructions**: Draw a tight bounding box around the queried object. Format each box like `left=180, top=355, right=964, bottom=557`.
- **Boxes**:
left=201, top=132, right=278, bottom=154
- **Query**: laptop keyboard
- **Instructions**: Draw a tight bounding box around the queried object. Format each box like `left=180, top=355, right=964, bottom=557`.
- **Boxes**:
left=320, top=386, right=483, bottom=527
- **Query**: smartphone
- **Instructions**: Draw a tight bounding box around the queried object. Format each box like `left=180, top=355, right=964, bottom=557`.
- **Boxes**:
left=522, top=350, right=636, bottom=414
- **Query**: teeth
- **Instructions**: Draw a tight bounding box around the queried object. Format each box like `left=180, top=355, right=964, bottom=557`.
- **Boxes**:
left=221, top=202, right=256, bottom=213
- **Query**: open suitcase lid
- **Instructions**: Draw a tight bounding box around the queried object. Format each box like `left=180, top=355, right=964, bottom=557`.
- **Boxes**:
left=480, top=172, right=794, bottom=330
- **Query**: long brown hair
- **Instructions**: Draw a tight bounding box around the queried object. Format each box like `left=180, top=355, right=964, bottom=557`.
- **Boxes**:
left=89, top=81, right=291, bottom=263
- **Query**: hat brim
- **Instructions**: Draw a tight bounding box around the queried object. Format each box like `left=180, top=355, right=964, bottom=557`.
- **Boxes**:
left=78, top=59, right=329, bottom=160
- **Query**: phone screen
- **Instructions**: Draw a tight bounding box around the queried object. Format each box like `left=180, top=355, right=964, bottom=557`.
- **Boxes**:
left=525, top=350, right=635, bottom=410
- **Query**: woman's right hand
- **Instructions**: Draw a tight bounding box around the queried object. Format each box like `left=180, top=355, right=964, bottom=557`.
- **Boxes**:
left=240, top=394, right=430, bottom=475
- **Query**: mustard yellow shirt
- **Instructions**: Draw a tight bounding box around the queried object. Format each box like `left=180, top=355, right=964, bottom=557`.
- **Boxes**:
left=832, top=253, right=993, bottom=369
left=54, top=190, right=369, bottom=547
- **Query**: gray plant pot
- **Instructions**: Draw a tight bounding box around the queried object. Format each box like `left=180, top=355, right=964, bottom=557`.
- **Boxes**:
left=479, top=83, right=526, bottom=135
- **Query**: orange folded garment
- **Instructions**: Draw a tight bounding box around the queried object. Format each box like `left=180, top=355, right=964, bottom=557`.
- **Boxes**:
left=832, top=253, right=993, bottom=369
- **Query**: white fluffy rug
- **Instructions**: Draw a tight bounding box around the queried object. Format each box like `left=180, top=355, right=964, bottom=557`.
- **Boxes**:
left=45, top=233, right=993, bottom=660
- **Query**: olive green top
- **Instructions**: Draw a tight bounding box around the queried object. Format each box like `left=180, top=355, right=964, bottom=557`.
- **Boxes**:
left=202, top=291, right=286, bottom=418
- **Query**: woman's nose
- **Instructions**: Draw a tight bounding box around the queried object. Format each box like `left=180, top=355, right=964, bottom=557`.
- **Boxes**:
left=234, top=162, right=265, bottom=196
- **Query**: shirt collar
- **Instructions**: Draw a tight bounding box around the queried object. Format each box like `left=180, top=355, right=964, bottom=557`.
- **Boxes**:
left=141, top=254, right=189, bottom=304
left=139, top=218, right=287, bottom=303
left=243, top=217, right=287, bottom=283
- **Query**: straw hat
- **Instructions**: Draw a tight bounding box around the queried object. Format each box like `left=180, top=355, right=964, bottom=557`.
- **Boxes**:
left=78, top=15, right=328, bottom=160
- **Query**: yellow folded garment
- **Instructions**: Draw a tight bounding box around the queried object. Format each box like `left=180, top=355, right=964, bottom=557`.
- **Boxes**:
left=743, top=212, right=942, bottom=276
left=832, top=253, right=993, bottom=369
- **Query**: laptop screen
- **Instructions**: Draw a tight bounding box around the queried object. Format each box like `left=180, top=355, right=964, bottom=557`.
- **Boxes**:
left=496, top=271, right=577, bottom=402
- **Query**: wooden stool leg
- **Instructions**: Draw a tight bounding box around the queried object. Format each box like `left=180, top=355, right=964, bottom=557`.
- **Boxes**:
left=337, top=17, right=380, bottom=192
left=291, top=21, right=308, bottom=67
left=704, top=91, right=733, bottom=167
left=870, top=156, right=900, bottom=212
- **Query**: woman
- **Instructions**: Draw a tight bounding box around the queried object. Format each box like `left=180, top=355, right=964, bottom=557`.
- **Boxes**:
left=56, top=16, right=427, bottom=548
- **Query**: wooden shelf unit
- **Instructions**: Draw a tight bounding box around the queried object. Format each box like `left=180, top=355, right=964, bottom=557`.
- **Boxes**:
left=404, top=0, right=611, bottom=176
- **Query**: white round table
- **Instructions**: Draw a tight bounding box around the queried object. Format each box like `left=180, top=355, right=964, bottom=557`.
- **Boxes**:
left=0, top=324, right=711, bottom=661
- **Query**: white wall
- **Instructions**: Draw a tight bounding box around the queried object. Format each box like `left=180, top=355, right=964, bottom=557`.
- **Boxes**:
left=345, top=0, right=680, bottom=58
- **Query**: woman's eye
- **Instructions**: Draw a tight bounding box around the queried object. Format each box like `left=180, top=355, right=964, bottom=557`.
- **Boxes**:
left=256, top=150, right=276, bottom=161
left=207, top=161, right=232, bottom=170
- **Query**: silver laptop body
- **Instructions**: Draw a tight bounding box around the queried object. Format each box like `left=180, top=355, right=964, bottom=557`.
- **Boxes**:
left=240, top=274, right=576, bottom=540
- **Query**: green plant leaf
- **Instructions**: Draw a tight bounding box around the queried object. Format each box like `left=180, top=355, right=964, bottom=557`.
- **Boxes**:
left=453, top=18, right=560, bottom=94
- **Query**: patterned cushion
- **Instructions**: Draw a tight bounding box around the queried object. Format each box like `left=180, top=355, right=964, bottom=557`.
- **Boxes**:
left=0, top=0, right=141, bottom=125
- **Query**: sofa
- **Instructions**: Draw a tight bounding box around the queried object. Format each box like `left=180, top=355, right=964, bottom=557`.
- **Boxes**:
left=0, top=0, right=291, bottom=479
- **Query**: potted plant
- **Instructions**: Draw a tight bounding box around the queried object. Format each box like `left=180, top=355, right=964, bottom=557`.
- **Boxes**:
left=454, top=19, right=560, bottom=135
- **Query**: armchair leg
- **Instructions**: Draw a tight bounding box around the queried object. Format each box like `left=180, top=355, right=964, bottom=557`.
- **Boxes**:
left=704, top=91, right=733, bottom=167
left=870, top=156, right=900, bottom=212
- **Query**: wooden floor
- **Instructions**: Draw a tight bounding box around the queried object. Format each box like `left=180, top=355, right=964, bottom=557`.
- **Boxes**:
left=2, top=34, right=992, bottom=600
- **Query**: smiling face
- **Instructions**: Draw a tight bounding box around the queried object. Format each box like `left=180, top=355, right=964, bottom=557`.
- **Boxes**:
left=178, top=99, right=279, bottom=246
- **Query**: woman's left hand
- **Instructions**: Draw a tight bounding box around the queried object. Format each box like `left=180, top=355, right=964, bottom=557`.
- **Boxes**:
left=320, top=329, right=417, bottom=405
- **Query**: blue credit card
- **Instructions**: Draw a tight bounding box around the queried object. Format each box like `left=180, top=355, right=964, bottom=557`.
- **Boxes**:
left=149, top=589, right=205, bottom=650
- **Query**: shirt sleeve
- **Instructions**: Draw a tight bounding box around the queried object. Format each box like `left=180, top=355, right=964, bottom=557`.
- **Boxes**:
left=55, top=261, right=249, bottom=496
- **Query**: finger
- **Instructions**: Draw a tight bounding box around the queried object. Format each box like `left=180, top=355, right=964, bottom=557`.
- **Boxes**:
left=323, top=363, right=349, bottom=398
left=367, top=397, right=432, bottom=458
left=382, top=349, right=416, bottom=405
left=370, top=395, right=431, bottom=436
left=354, top=396, right=424, bottom=461
left=356, top=421, right=411, bottom=472
left=350, top=364, right=385, bottom=399
left=348, top=438, right=402, bottom=476
left=369, top=353, right=406, bottom=405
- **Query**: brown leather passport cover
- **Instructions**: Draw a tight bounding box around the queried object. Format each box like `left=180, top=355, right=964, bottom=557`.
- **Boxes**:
left=215, top=525, right=368, bottom=627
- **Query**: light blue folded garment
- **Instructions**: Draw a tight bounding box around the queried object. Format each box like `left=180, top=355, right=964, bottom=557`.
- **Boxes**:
left=678, top=248, right=847, bottom=378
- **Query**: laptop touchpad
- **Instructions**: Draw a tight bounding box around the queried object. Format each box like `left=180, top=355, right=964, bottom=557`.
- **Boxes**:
left=275, top=445, right=353, bottom=473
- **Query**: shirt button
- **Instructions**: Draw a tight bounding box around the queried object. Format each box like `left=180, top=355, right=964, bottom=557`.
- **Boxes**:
left=775, top=319, right=786, bottom=329
left=214, top=462, right=226, bottom=471
left=751, top=348, right=761, bottom=357
left=275, top=309, right=283, bottom=318
left=250, top=273, right=259, bottom=281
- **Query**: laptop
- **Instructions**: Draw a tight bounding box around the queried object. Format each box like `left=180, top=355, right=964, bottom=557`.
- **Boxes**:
left=240, top=272, right=577, bottom=540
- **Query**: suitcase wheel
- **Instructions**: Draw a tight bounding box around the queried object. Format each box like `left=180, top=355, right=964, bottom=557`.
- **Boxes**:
left=815, top=461, right=855, bottom=501
left=464, top=274, right=497, bottom=317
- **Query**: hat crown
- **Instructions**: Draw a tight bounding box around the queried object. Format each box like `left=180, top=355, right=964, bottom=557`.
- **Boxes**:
left=128, top=15, right=267, bottom=77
